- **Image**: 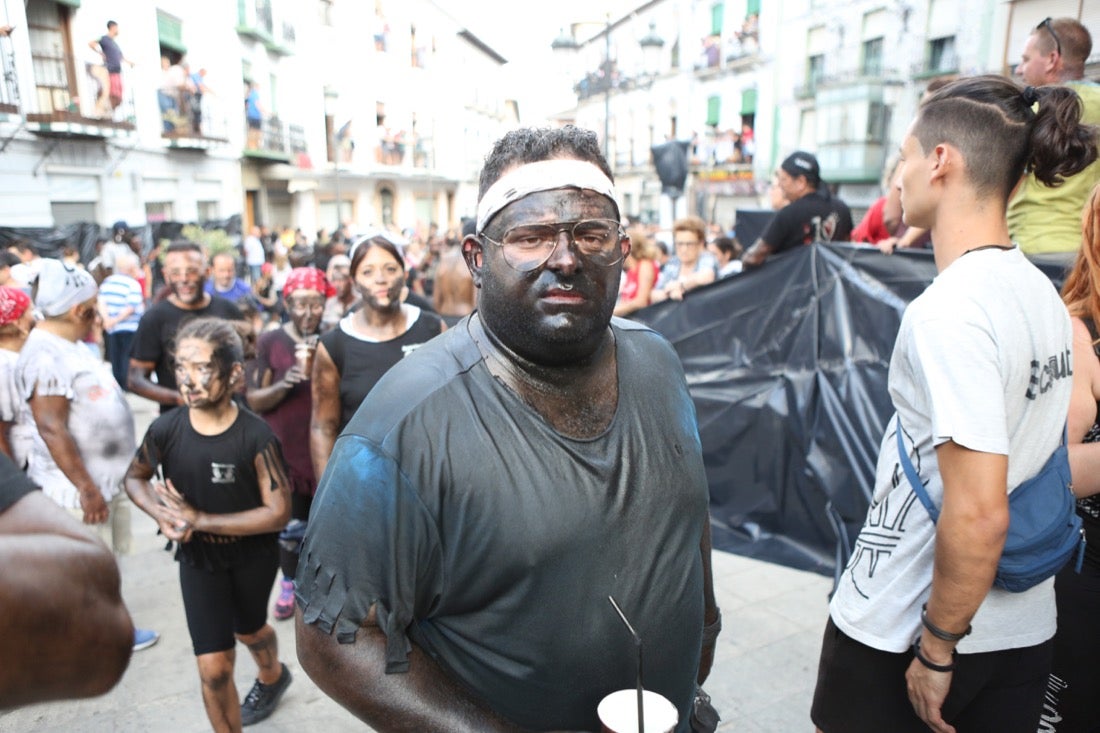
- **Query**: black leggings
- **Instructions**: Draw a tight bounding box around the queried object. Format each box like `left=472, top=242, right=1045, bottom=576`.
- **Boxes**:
left=179, top=549, right=279, bottom=656
left=1042, top=560, right=1100, bottom=732
left=278, top=492, right=313, bottom=579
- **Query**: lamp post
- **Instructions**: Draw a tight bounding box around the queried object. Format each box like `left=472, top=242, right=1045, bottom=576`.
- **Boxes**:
left=323, top=85, right=341, bottom=230
left=551, top=16, right=612, bottom=162
left=552, top=17, right=664, bottom=167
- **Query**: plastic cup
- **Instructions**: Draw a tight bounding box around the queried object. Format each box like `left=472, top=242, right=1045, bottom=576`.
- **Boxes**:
left=597, top=689, right=678, bottom=733
left=294, top=341, right=315, bottom=375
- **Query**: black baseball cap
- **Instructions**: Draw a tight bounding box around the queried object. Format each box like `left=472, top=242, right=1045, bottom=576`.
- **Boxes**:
left=780, top=151, right=822, bottom=188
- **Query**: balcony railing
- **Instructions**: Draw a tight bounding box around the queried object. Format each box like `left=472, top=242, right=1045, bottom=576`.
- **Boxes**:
left=244, top=117, right=305, bottom=162
left=0, top=37, right=18, bottom=114
left=27, top=49, right=135, bottom=136
left=159, top=89, right=229, bottom=149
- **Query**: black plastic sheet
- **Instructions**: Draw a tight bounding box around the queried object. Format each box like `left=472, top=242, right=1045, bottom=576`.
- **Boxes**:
left=633, top=243, right=1073, bottom=578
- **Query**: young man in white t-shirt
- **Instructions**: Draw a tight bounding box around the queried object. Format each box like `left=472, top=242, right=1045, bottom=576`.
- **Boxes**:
left=812, top=76, right=1097, bottom=733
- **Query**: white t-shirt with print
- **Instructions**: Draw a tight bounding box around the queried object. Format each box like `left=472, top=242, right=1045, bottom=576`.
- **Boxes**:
left=15, top=329, right=135, bottom=509
left=830, top=247, right=1072, bottom=654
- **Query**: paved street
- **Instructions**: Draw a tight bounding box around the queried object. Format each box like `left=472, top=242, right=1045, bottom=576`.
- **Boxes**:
left=0, top=394, right=834, bottom=732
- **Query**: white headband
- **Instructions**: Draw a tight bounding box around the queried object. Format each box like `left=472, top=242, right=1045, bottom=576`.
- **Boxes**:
left=35, top=258, right=98, bottom=318
left=476, top=159, right=618, bottom=234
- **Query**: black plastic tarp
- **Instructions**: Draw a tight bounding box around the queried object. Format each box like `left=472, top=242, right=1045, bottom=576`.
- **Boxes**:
left=632, top=243, right=1072, bottom=578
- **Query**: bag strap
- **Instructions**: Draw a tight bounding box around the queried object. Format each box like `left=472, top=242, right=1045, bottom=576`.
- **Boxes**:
left=1082, top=317, right=1100, bottom=359
left=896, top=416, right=940, bottom=523
left=895, top=415, right=1068, bottom=525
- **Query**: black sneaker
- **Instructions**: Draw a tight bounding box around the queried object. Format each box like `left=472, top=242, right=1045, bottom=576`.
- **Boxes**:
left=240, top=663, right=292, bottom=726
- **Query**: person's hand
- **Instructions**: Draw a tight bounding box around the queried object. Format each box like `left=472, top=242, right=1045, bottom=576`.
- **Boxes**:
left=79, top=489, right=109, bottom=524
left=906, top=656, right=956, bottom=733
left=282, top=364, right=307, bottom=387
left=155, top=478, right=199, bottom=527
left=876, top=237, right=899, bottom=255
left=668, top=280, right=687, bottom=301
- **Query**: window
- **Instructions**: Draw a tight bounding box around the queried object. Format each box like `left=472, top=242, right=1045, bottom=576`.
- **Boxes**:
left=27, top=0, right=76, bottom=116
left=379, top=188, right=394, bottom=227
left=197, top=201, right=220, bottom=222
left=861, top=37, right=883, bottom=77
left=710, top=3, right=724, bottom=36
left=807, top=54, right=825, bottom=87
left=867, top=102, right=890, bottom=143
left=145, top=202, right=174, bottom=223
left=928, top=36, right=957, bottom=73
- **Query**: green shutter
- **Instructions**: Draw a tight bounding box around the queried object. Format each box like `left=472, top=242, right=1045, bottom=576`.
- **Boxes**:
left=157, top=10, right=186, bottom=54
left=740, top=88, right=757, bottom=115
left=711, top=3, right=724, bottom=36
left=746, top=0, right=761, bottom=16
left=55, top=0, right=80, bottom=7
left=706, top=95, right=721, bottom=127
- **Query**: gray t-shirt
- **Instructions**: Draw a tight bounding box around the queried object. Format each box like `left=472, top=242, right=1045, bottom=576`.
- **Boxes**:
left=298, top=316, right=708, bottom=732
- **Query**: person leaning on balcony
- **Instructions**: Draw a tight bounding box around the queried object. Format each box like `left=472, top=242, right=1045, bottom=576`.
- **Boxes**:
left=741, top=151, right=853, bottom=267
left=1009, top=17, right=1100, bottom=255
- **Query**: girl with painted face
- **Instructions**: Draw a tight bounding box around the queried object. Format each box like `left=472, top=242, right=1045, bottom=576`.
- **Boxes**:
left=125, top=317, right=294, bottom=730
left=310, top=236, right=445, bottom=479
left=246, top=267, right=329, bottom=622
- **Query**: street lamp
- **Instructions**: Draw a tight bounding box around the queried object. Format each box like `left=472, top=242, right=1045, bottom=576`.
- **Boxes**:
left=551, top=16, right=612, bottom=163
left=552, top=17, right=665, bottom=166
left=323, top=85, right=341, bottom=230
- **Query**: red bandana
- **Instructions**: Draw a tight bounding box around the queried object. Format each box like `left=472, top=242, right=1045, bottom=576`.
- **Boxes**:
left=283, top=267, right=332, bottom=298
left=0, top=286, right=31, bottom=326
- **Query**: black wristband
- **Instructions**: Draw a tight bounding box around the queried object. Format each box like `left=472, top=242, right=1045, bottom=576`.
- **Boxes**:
left=911, top=638, right=956, bottom=672
left=921, top=603, right=971, bottom=642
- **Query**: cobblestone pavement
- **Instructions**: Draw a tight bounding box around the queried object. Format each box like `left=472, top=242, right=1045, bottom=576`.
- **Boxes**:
left=0, top=393, right=833, bottom=732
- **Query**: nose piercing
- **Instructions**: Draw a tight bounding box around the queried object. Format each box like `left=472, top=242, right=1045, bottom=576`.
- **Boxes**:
left=560, top=283, right=574, bottom=291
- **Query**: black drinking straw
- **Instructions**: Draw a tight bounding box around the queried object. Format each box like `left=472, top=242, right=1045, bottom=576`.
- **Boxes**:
left=608, top=595, right=644, bottom=733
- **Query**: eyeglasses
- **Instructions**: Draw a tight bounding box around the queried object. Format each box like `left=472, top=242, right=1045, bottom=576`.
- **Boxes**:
left=1037, top=17, right=1062, bottom=56
left=480, top=218, right=626, bottom=273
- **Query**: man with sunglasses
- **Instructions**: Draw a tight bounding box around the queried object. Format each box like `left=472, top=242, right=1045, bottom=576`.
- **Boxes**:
left=1010, top=17, right=1100, bottom=254
left=297, top=126, right=719, bottom=732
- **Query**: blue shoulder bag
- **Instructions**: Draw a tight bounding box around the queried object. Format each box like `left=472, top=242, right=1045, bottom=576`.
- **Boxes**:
left=895, top=417, right=1085, bottom=593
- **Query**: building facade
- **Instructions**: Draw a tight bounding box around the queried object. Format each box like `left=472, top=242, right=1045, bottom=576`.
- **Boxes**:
left=0, top=0, right=517, bottom=241
left=551, top=0, right=1100, bottom=232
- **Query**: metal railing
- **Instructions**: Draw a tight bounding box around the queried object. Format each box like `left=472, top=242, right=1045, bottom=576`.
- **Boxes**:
left=27, top=48, right=135, bottom=131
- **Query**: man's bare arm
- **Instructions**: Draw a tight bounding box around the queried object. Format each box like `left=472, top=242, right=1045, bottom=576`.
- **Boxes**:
left=906, top=442, right=1008, bottom=733
left=0, top=491, right=132, bottom=708
left=29, top=393, right=107, bottom=524
left=127, top=358, right=181, bottom=408
left=740, top=239, right=773, bottom=267
left=296, top=610, right=528, bottom=733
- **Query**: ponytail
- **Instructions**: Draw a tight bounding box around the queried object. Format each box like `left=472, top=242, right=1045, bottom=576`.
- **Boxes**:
left=1028, top=86, right=1099, bottom=187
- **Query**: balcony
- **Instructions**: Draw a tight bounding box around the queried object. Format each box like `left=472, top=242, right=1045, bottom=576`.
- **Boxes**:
left=1, top=39, right=18, bottom=116
left=159, top=90, right=230, bottom=151
left=243, top=116, right=305, bottom=163
left=26, top=51, right=135, bottom=138
left=236, top=0, right=293, bottom=55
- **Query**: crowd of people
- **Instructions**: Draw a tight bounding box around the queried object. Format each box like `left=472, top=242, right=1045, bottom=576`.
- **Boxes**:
left=0, top=16, right=1099, bottom=733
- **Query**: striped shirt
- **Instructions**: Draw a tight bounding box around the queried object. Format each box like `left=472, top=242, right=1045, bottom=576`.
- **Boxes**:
left=98, top=273, right=144, bottom=333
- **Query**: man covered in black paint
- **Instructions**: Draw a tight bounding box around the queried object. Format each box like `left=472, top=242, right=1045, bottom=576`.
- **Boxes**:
left=296, top=126, right=720, bottom=732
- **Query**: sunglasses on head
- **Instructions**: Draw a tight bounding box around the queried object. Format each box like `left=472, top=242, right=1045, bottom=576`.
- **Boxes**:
left=1037, top=17, right=1062, bottom=56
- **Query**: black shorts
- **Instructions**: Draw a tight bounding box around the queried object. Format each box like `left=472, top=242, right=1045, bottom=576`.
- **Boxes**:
left=179, top=549, right=279, bottom=656
left=247, top=118, right=262, bottom=130
left=812, top=616, right=1052, bottom=733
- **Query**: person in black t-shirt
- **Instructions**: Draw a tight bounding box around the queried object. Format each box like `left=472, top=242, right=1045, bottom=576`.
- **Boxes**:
left=126, top=318, right=292, bottom=728
left=742, top=150, right=853, bottom=266
left=128, top=241, right=243, bottom=413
